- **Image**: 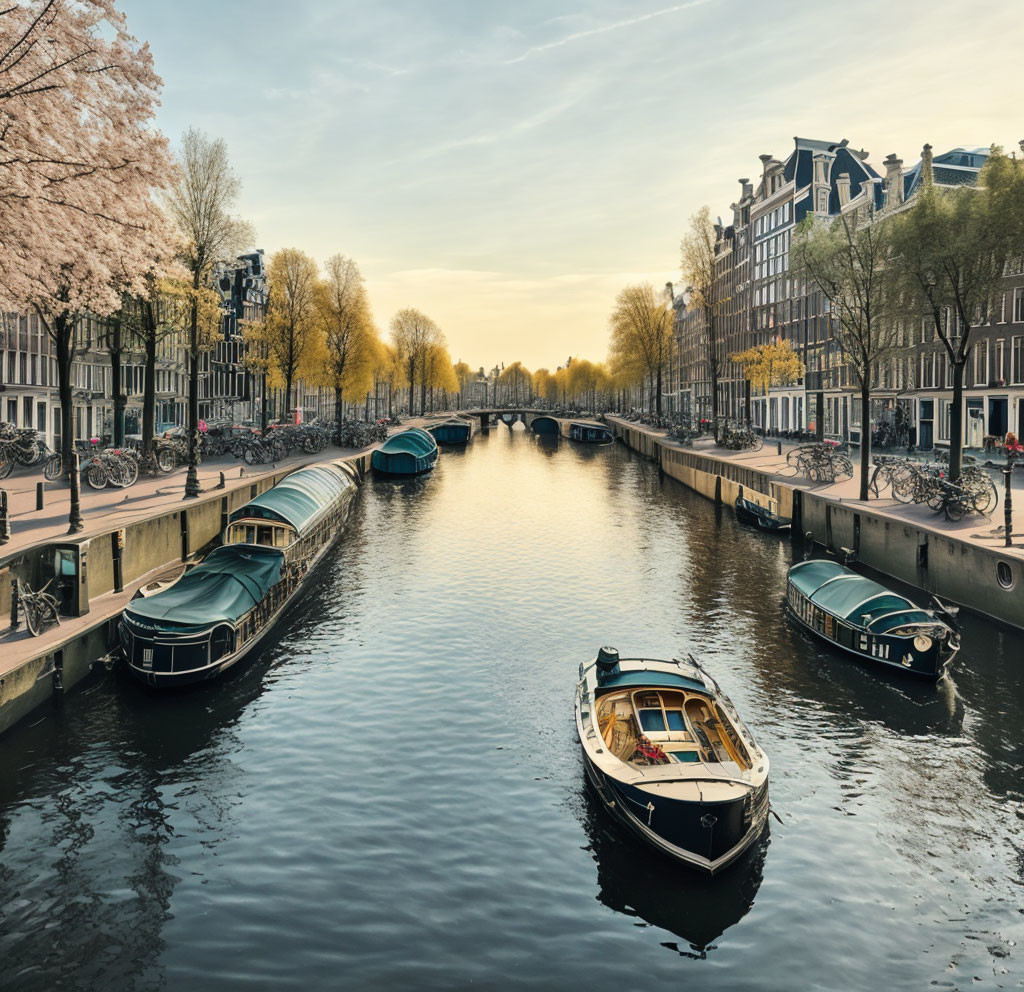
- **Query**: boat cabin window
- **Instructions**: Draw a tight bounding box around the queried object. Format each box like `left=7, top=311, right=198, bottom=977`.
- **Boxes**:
left=227, top=520, right=293, bottom=548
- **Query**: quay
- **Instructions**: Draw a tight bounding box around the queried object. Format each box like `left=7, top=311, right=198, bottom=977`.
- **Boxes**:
left=606, top=416, right=1024, bottom=632
left=0, top=444, right=390, bottom=737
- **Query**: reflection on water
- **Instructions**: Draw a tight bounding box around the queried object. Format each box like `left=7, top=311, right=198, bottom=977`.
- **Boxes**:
left=580, top=787, right=767, bottom=957
left=0, top=425, right=1022, bottom=990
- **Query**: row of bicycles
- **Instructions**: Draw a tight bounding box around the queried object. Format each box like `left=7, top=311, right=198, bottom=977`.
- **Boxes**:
left=785, top=442, right=855, bottom=484
left=868, top=455, right=998, bottom=520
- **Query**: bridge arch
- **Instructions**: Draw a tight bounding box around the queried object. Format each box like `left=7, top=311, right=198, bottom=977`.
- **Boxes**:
left=530, top=416, right=560, bottom=436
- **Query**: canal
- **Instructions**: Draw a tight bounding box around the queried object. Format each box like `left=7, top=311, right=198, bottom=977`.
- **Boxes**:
left=1, top=426, right=1021, bottom=990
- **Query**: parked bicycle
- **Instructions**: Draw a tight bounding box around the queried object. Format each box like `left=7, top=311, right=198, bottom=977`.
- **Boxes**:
left=786, top=442, right=854, bottom=483
left=16, top=578, right=60, bottom=637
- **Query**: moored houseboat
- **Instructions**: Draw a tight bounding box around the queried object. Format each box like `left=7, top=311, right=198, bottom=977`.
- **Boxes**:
left=120, top=462, right=359, bottom=688
left=785, top=559, right=960, bottom=678
left=575, top=647, right=770, bottom=874
left=567, top=420, right=613, bottom=443
left=371, top=427, right=438, bottom=476
left=425, top=418, right=472, bottom=445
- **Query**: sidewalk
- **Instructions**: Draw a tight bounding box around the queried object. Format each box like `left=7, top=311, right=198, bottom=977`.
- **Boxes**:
left=608, top=417, right=1024, bottom=555
left=0, top=419, right=436, bottom=558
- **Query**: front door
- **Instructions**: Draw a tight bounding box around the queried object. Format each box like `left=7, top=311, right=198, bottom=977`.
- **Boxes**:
left=989, top=397, right=1008, bottom=438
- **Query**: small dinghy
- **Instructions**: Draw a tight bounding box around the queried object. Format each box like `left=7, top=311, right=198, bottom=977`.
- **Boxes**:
left=575, top=648, right=770, bottom=874
left=785, top=559, right=960, bottom=678
left=734, top=493, right=790, bottom=532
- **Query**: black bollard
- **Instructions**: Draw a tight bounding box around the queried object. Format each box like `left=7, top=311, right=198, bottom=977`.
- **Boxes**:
left=1004, top=465, right=1014, bottom=548
left=67, top=452, right=83, bottom=534
left=0, top=488, right=8, bottom=544
left=9, top=577, right=19, bottom=629
left=777, top=441, right=782, bottom=456
left=217, top=471, right=226, bottom=490
left=36, top=480, right=44, bottom=511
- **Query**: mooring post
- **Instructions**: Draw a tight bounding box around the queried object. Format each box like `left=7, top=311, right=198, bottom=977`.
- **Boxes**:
left=777, top=441, right=782, bottom=456
left=9, top=577, right=19, bottom=629
left=68, top=452, right=84, bottom=534
left=36, top=480, right=44, bottom=511
left=217, top=471, right=226, bottom=490
left=0, top=488, right=9, bottom=544
left=1004, top=463, right=1014, bottom=548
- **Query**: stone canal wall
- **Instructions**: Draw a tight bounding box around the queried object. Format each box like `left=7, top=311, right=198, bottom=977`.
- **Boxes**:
left=610, top=419, right=1024, bottom=632
left=0, top=451, right=374, bottom=738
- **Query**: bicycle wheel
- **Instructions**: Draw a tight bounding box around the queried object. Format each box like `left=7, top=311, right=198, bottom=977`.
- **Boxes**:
left=243, top=444, right=261, bottom=465
left=24, top=599, right=42, bottom=637
left=944, top=497, right=966, bottom=522
left=43, top=452, right=63, bottom=481
left=0, top=450, right=13, bottom=479
left=86, top=462, right=108, bottom=489
left=156, top=448, right=176, bottom=473
left=835, top=456, right=853, bottom=481
left=969, top=481, right=998, bottom=515
left=750, top=435, right=763, bottom=452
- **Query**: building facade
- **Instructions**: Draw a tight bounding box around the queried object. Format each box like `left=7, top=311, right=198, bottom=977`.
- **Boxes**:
left=671, top=136, right=1024, bottom=449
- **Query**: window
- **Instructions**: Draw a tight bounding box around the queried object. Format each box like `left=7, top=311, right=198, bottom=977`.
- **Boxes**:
left=1015, top=289, right=1024, bottom=323
left=1013, top=336, right=1024, bottom=383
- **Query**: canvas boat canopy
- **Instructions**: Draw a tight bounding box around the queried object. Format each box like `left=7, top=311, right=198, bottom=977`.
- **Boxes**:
left=789, top=560, right=931, bottom=630
left=125, top=544, right=284, bottom=628
left=379, top=427, right=436, bottom=456
left=229, top=463, right=353, bottom=536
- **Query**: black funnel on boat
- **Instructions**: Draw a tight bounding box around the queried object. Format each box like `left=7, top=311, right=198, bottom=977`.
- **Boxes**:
left=596, top=646, right=620, bottom=684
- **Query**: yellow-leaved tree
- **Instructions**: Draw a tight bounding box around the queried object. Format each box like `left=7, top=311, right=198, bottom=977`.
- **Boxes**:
left=730, top=339, right=805, bottom=408
left=608, top=283, right=673, bottom=414
left=315, top=254, right=379, bottom=433
left=264, top=248, right=320, bottom=418
left=498, top=361, right=532, bottom=405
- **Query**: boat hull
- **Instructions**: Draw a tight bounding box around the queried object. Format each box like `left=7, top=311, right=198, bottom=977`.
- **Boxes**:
left=581, top=747, right=768, bottom=874
left=735, top=498, right=791, bottom=532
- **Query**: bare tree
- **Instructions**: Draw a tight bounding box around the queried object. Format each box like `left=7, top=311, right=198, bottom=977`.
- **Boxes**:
left=166, top=129, right=253, bottom=498
left=792, top=210, right=901, bottom=500
left=681, top=207, right=729, bottom=433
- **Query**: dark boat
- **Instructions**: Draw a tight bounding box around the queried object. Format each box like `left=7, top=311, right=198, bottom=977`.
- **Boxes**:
left=425, top=418, right=472, bottom=445
left=785, top=559, right=960, bottom=678
left=734, top=493, right=791, bottom=531
left=575, top=648, right=770, bottom=874
left=568, top=420, right=613, bottom=443
left=120, top=462, right=359, bottom=687
left=371, top=426, right=438, bottom=476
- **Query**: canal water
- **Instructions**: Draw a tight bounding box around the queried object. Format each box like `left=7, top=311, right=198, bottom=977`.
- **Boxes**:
left=1, top=426, right=1022, bottom=991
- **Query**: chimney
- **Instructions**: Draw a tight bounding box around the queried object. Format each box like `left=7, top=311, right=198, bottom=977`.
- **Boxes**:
left=883, top=153, right=904, bottom=207
left=921, top=143, right=934, bottom=188
left=836, top=172, right=851, bottom=207
left=738, top=177, right=753, bottom=199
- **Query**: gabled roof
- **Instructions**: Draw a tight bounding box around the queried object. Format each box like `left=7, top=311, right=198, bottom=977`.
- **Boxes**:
left=903, top=146, right=988, bottom=199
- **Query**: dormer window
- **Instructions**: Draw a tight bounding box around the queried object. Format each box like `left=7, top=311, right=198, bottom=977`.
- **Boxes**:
left=817, top=190, right=829, bottom=213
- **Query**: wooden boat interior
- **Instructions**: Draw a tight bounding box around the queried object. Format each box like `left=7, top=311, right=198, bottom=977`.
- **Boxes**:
left=596, top=688, right=752, bottom=771
left=224, top=519, right=296, bottom=550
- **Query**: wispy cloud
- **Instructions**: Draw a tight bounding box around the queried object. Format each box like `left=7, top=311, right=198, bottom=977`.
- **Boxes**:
left=503, top=0, right=717, bottom=65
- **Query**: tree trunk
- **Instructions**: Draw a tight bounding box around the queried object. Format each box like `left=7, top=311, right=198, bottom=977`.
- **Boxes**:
left=949, top=361, right=966, bottom=481
left=655, top=364, right=663, bottom=416
left=142, top=306, right=157, bottom=458
left=859, top=379, right=871, bottom=501
left=335, top=386, right=343, bottom=442
left=184, top=281, right=200, bottom=499
left=110, top=340, right=125, bottom=447
left=285, top=372, right=293, bottom=422
left=54, top=315, right=74, bottom=481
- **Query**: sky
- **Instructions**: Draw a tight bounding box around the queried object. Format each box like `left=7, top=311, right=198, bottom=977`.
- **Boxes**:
left=122, top=0, right=1024, bottom=371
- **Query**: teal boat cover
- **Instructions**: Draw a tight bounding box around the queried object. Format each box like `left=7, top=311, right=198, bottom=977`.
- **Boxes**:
left=789, top=560, right=926, bottom=628
left=229, top=463, right=353, bottom=534
left=378, top=427, right=437, bottom=456
left=125, top=545, right=283, bottom=627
